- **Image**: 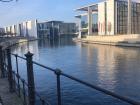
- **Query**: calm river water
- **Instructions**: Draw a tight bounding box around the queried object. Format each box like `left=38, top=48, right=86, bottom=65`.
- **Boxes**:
left=11, top=36, right=140, bottom=105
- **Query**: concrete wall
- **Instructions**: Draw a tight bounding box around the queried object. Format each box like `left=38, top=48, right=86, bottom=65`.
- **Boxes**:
left=98, top=2, right=106, bottom=35
left=29, top=20, right=38, bottom=38
left=16, top=24, right=21, bottom=36
left=10, top=25, right=17, bottom=34
left=86, top=34, right=140, bottom=43
left=4, top=20, right=38, bottom=38
left=106, top=0, right=115, bottom=35
left=96, top=0, right=116, bottom=35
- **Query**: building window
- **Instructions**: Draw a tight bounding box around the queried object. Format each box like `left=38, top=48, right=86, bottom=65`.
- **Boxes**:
left=117, top=1, right=140, bottom=34
left=81, top=15, right=88, bottom=28
left=92, top=13, right=98, bottom=33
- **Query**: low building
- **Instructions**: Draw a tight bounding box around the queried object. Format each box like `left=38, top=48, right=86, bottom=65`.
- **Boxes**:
left=37, top=21, right=76, bottom=39
left=75, top=0, right=140, bottom=38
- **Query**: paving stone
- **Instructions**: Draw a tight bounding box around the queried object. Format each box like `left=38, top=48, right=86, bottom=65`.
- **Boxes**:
left=0, top=78, right=23, bottom=105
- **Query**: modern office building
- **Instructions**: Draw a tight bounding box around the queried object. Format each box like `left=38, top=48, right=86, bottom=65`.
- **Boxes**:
left=75, top=0, right=140, bottom=38
left=4, top=20, right=76, bottom=39
left=0, top=28, right=4, bottom=33
left=0, top=28, right=5, bottom=36
left=37, top=21, right=76, bottom=38
left=5, top=20, right=38, bottom=38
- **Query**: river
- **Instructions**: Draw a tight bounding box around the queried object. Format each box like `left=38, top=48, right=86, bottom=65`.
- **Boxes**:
left=11, top=36, right=140, bottom=105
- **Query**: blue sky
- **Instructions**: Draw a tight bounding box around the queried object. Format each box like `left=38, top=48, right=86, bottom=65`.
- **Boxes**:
left=0, top=0, right=102, bottom=27
left=0, top=0, right=139, bottom=27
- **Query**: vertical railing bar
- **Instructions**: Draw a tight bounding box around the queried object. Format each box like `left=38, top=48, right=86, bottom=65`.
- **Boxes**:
left=25, top=51, right=35, bottom=105
left=12, top=71, right=16, bottom=92
left=55, top=69, right=62, bottom=105
left=22, top=79, right=27, bottom=105
left=0, top=46, right=5, bottom=78
left=6, top=48, right=15, bottom=92
left=4, top=50, right=7, bottom=77
left=41, top=99, right=45, bottom=105
left=3, top=50, right=6, bottom=77
left=15, top=54, right=21, bottom=97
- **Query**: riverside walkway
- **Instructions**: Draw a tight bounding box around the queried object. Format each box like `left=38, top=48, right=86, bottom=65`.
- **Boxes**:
left=0, top=36, right=28, bottom=105
left=0, top=75, right=22, bottom=105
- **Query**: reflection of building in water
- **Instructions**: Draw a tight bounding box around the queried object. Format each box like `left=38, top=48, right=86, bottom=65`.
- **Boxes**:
left=96, top=45, right=117, bottom=90
left=83, top=43, right=140, bottom=90
left=28, top=41, right=39, bottom=60
left=38, top=37, right=75, bottom=48
left=12, top=41, right=39, bottom=60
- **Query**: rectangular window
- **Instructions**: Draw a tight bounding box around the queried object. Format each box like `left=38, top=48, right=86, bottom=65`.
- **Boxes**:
left=117, top=1, right=140, bottom=34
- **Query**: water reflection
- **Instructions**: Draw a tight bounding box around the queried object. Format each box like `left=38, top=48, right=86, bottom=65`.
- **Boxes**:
left=11, top=41, right=39, bottom=60
left=38, top=37, right=75, bottom=48
left=11, top=37, right=140, bottom=105
left=82, top=43, right=140, bottom=99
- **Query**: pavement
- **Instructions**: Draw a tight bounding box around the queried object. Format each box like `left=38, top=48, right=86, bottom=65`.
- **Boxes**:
left=0, top=36, right=32, bottom=105
left=0, top=70, right=23, bottom=105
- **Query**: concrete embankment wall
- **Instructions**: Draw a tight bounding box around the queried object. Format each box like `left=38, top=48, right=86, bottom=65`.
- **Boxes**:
left=76, top=34, right=140, bottom=47
left=86, top=34, right=140, bottom=43
left=0, top=37, right=37, bottom=49
left=0, top=38, right=27, bottom=49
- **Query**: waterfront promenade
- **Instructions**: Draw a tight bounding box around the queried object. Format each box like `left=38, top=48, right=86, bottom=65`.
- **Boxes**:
left=0, top=76, right=22, bottom=105
left=0, top=36, right=28, bottom=105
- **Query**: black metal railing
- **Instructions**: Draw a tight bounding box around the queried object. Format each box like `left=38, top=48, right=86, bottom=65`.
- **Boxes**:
left=0, top=45, right=140, bottom=105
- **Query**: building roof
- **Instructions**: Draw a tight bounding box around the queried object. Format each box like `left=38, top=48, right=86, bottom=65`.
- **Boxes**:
left=47, top=21, right=63, bottom=23
left=38, top=20, right=64, bottom=24
left=76, top=0, right=140, bottom=12
left=75, top=3, right=98, bottom=11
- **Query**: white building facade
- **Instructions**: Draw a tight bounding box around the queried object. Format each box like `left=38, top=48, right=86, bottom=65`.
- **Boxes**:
left=76, top=0, right=140, bottom=38
left=5, top=20, right=38, bottom=38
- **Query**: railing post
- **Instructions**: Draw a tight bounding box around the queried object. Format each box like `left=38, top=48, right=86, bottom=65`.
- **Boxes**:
left=25, top=51, right=35, bottom=105
left=3, top=50, right=7, bottom=76
left=0, top=46, right=5, bottom=78
left=15, top=54, right=21, bottom=97
left=55, top=69, right=62, bottom=105
left=6, top=48, right=14, bottom=92
left=41, top=100, right=45, bottom=105
left=22, top=79, right=27, bottom=105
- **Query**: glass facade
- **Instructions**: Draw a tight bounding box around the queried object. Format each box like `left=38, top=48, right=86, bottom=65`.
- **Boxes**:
left=117, top=1, right=140, bottom=34
left=92, top=14, right=98, bottom=33
left=131, top=2, right=140, bottom=34
left=81, top=15, right=88, bottom=28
